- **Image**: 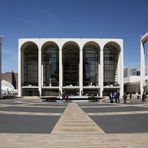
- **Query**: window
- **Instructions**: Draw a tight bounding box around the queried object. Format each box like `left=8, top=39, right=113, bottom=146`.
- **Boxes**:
left=23, top=45, right=38, bottom=86
left=83, top=45, right=99, bottom=86
left=42, top=45, right=59, bottom=86
left=104, top=45, right=119, bottom=86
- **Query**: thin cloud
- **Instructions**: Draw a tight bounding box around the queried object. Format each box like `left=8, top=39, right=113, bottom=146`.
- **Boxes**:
left=21, top=18, right=38, bottom=26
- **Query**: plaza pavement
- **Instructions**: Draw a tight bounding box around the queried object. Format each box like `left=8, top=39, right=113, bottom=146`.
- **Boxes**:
left=0, top=98, right=148, bottom=147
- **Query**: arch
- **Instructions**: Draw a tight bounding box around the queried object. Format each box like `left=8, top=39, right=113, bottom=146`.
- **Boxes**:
left=62, top=41, right=80, bottom=86
left=21, top=41, right=39, bottom=86
left=83, top=41, right=101, bottom=50
left=103, top=41, right=121, bottom=52
left=103, top=41, right=120, bottom=86
left=20, top=41, right=38, bottom=52
left=42, top=41, right=59, bottom=86
left=41, top=41, right=59, bottom=51
left=62, top=41, right=80, bottom=50
left=83, top=41, right=100, bottom=86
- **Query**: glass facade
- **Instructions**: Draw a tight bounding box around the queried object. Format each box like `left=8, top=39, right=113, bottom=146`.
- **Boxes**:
left=23, top=44, right=38, bottom=86
left=42, top=43, right=59, bottom=86
left=63, top=44, right=79, bottom=86
left=83, top=44, right=99, bottom=86
left=104, top=45, right=119, bottom=86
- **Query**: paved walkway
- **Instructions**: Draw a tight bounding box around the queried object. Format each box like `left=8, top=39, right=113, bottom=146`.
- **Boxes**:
left=0, top=102, right=148, bottom=147
left=52, top=103, right=104, bottom=134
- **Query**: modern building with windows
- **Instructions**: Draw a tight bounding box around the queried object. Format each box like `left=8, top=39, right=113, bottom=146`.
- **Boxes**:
left=140, top=32, right=148, bottom=95
left=124, top=67, right=140, bottom=94
left=18, top=38, right=124, bottom=98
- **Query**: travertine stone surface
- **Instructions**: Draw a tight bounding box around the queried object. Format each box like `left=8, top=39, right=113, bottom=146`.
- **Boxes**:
left=52, top=103, right=105, bottom=134
left=0, top=102, right=148, bottom=147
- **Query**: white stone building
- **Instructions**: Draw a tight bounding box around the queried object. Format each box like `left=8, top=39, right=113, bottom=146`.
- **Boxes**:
left=18, top=38, right=124, bottom=98
left=0, top=36, right=2, bottom=98
left=140, top=32, right=148, bottom=95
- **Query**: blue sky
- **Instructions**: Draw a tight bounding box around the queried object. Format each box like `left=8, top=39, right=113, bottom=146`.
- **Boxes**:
left=0, top=0, right=147, bottom=72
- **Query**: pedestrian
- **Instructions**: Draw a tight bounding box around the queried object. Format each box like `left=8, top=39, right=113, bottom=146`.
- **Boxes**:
left=114, top=92, right=118, bottom=103
left=123, top=92, right=127, bottom=103
left=130, top=93, right=132, bottom=99
left=109, top=93, right=113, bottom=103
left=112, top=92, right=115, bottom=103
left=65, top=93, right=69, bottom=102
left=116, top=91, right=120, bottom=103
left=142, top=91, right=146, bottom=102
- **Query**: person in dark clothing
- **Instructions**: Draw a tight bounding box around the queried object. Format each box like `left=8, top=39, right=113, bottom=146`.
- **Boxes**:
left=114, top=92, right=117, bottom=103
left=142, top=91, right=146, bottom=102
left=109, top=93, right=113, bottom=103
left=130, top=93, right=132, bottom=99
left=65, top=93, right=69, bottom=102
left=123, top=92, right=127, bottom=103
left=116, top=91, right=120, bottom=103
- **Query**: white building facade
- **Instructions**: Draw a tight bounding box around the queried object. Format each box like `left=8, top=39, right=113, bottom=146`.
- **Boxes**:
left=140, top=32, right=148, bottom=95
left=18, top=38, right=124, bottom=98
left=0, top=36, right=2, bottom=98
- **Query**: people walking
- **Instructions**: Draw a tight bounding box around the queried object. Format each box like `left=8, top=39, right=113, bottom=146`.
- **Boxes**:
left=65, top=93, right=69, bottom=102
left=130, top=93, right=132, bottom=99
left=123, top=92, right=127, bottom=103
left=114, top=92, right=118, bottom=103
left=142, top=91, right=146, bottom=102
left=109, top=92, right=113, bottom=103
left=116, top=91, right=120, bottom=103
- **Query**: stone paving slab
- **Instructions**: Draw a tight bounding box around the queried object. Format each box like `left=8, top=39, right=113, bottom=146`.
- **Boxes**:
left=88, top=110, right=148, bottom=116
left=52, top=103, right=105, bottom=134
left=0, top=133, right=148, bottom=148
left=0, top=106, right=65, bottom=113
left=0, top=110, right=61, bottom=116
left=82, top=106, right=148, bottom=113
left=79, top=103, right=120, bottom=106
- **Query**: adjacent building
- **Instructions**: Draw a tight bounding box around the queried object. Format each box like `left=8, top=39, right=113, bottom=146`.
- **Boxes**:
left=124, top=67, right=140, bottom=77
left=124, top=67, right=140, bottom=93
left=0, top=36, right=2, bottom=98
left=1, top=71, right=18, bottom=89
left=141, top=32, right=148, bottom=95
left=18, top=38, right=124, bottom=98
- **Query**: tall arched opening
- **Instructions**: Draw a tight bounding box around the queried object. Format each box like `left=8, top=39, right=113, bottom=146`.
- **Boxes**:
left=42, top=42, right=59, bottom=86
left=62, top=42, right=80, bottom=95
left=21, top=42, right=39, bottom=96
left=103, top=42, right=120, bottom=95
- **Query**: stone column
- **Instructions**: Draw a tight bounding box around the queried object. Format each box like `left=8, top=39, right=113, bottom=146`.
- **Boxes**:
left=79, top=47, right=83, bottom=96
left=99, top=48, right=104, bottom=98
left=140, top=41, right=145, bottom=97
left=38, top=42, right=42, bottom=97
left=59, top=46, right=63, bottom=96
left=119, top=43, right=124, bottom=97
left=18, top=41, right=22, bottom=97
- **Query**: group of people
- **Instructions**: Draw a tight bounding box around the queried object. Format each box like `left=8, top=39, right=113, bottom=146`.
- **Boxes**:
left=113, top=91, right=147, bottom=104
left=109, top=91, right=120, bottom=103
